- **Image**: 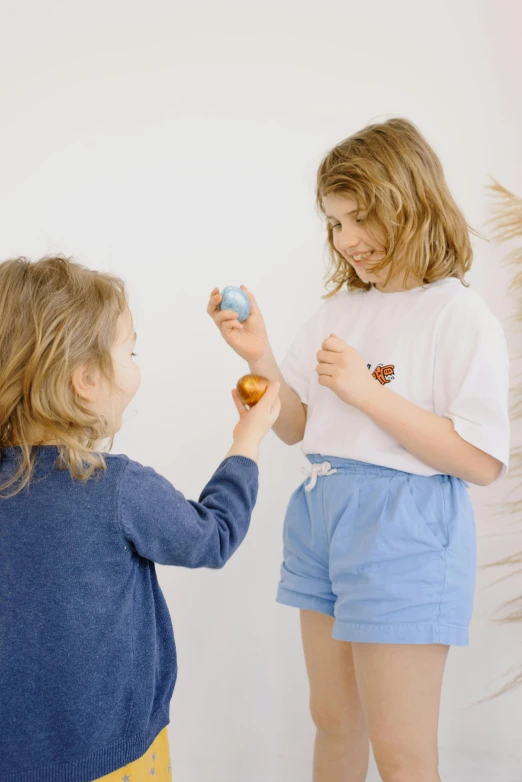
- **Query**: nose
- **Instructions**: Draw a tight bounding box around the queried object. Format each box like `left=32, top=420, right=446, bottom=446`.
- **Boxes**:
left=336, top=227, right=360, bottom=254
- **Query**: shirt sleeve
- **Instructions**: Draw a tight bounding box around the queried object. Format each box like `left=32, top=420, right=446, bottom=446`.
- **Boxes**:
left=434, top=293, right=510, bottom=479
left=117, top=455, right=259, bottom=567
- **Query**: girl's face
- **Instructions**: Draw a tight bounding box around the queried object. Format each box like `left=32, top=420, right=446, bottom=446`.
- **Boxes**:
left=105, top=308, right=142, bottom=433
left=322, top=193, right=411, bottom=292
left=73, top=308, right=141, bottom=437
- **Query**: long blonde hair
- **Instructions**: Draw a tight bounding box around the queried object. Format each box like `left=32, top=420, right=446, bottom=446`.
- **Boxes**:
left=316, top=117, right=473, bottom=295
left=0, top=255, right=128, bottom=498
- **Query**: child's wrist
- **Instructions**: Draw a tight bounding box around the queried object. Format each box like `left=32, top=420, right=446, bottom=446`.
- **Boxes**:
left=249, top=348, right=277, bottom=376
left=226, top=437, right=261, bottom=463
left=357, top=380, right=385, bottom=416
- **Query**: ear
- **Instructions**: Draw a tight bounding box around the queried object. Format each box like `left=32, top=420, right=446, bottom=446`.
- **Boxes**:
left=71, top=364, right=99, bottom=403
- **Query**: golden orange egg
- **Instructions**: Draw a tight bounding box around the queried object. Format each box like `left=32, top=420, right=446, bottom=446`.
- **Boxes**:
left=236, top=374, right=270, bottom=406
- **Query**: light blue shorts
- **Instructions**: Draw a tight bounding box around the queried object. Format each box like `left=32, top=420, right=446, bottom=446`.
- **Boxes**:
left=276, top=455, right=476, bottom=646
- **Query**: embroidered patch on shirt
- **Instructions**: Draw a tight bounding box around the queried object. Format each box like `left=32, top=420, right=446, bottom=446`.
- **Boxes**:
left=367, top=364, right=395, bottom=385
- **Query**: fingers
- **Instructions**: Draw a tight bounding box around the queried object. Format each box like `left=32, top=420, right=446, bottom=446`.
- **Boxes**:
left=316, top=363, right=334, bottom=377
left=272, top=397, right=282, bottom=419
left=264, top=380, right=281, bottom=401
left=321, top=334, right=346, bottom=352
left=209, top=287, right=260, bottom=316
left=316, top=349, right=336, bottom=364
left=233, top=381, right=280, bottom=422
left=253, top=381, right=281, bottom=410
left=317, top=374, right=332, bottom=388
left=211, top=310, right=244, bottom=335
left=207, top=289, right=222, bottom=316
left=207, top=289, right=243, bottom=324
left=209, top=286, right=261, bottom=326
left=215, top=310, right=243, bottom=327
left=221, top=318, right=243, bottom=334
left=240, top=285, right=260, bottom=315
left=267, top=380, right=281, bottom=407
left=208, top=290, right=245, bottom=331
left=232, top=389, right=248, bottom=416
left=264, top=382, right=282, bottom=418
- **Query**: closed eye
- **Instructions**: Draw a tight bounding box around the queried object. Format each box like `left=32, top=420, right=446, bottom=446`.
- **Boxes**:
left=330, top=217, right=365, bottom=228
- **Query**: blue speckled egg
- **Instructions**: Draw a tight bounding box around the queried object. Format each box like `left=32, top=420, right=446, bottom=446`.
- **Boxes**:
left=219, top=286, right=251, bottom=322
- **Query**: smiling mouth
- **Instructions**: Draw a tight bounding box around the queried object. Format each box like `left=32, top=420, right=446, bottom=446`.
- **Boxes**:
left=351, top=251, right=374, bottom=265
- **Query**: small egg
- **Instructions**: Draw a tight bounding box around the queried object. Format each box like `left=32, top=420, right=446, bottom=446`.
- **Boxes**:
left=236, top=374, right=270, bottom=406
left=219, top=286, right=251, bottom=322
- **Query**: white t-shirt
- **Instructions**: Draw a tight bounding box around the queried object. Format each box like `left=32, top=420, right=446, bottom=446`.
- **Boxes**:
left=281, top=278, right=510, bottom=479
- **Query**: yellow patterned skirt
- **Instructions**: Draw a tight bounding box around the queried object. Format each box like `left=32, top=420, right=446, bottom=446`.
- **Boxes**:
left=94, top=727, right=171, bottom=781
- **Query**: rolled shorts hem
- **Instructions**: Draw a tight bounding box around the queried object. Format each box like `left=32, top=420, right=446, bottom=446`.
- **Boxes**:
left=276, top=586, right=335, bottom=617
left=277, top=587, right=468, bottom=645
left=332, top=619, right=468, bottom=646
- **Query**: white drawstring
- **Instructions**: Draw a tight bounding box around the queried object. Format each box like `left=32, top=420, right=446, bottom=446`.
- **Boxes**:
left=302, top=461, right=338, bottom=492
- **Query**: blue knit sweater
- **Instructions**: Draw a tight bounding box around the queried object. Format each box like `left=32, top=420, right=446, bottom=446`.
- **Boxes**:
left=0, top=446, right=259, bottom=781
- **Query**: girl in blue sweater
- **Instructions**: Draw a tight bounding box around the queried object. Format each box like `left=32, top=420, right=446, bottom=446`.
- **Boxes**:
left=0, top=255, right=280, bottom=782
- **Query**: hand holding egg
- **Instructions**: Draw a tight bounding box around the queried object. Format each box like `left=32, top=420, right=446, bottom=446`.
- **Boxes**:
left=231, top=376, right=281, bottom=450
left=207, top=285, right=271, bottom=364
left=219, top=286, right=251, bottom=322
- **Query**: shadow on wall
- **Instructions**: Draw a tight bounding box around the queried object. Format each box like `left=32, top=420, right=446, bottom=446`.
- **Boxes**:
left=486, top=180, right=522, bottom=697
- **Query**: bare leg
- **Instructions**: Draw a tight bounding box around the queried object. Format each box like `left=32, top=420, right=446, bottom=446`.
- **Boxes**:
left=300, top=610, right=370, bottom=782
left=351, top=643, right=449, bottom=782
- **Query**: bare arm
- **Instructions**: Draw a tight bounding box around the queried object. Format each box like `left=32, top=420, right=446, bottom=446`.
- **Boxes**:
left=317, top=334, right=504, bottom=487
left=207, top=286, right=306, bottom=446
left=360, top=383, right=502, bottom=486
left=249, top=350, right=307, bottom=445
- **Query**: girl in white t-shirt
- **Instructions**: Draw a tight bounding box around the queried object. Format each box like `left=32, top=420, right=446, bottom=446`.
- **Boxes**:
left=207, top=118, right=510, bottom=782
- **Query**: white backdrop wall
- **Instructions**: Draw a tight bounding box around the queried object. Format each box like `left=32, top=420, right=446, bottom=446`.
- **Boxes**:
left=1, top=1, right=521, bottom=780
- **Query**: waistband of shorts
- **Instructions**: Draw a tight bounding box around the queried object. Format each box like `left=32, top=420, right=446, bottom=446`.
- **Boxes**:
left=305, top=454, right=408, bottom=478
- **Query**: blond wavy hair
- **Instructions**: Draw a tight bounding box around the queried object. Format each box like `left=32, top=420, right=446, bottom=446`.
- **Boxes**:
left=486, top=182, right=522, bottom=695
left=0, top=255, right=128, bottom=499
left=316, top=117, right=473, bottom=295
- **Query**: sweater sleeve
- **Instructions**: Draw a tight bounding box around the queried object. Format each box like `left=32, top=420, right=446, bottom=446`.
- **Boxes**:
left=117, top=455, right=259, bottom=567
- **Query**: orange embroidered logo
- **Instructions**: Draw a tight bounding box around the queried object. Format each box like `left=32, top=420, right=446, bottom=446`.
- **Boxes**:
left=367, top=364, right=395, bottom=385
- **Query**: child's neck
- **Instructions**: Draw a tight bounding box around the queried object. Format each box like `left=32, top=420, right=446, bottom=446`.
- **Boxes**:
left=374, top=272, right=424, bottom=293
left=10, top=425, right=63, bottom=448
